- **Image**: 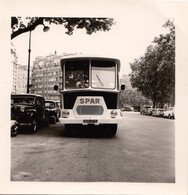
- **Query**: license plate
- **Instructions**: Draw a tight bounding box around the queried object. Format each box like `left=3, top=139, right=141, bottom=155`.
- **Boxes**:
left=83, top=119, right=98, bottom=124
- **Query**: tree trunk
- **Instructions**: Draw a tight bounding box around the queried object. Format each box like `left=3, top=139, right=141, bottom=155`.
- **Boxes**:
left=153, top=94, right=156, bottom=108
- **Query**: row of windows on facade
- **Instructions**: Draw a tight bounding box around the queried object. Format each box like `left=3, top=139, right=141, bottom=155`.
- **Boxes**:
left=34, top=57, right=61, bottom=65
left=13, top=84, right=26, bottom=88
left=33, top=89, right=59, bottom=94
left=32, top=77, right=59, bottom=83
left=33, top=63, right=61, bottom=69
left=32, top=82, right=59, bottom=88
left=32, top=71, right=60, bottom=77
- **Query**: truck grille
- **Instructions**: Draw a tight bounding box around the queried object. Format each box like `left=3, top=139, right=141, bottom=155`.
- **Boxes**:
left=76, top=105, right=104, bottom=115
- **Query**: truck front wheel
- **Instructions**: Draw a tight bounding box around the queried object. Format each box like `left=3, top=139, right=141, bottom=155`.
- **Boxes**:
left=104, top=124, right=117, bottom=137
left=64, top=124, right=74, bottom=136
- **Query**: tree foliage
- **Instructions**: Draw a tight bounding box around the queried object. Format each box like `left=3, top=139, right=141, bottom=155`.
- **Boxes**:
left=130, top=20, right=175, bottom=107
left=11, top=17, right=115, bottom=39
left=120, top=88, right=152, bottom=107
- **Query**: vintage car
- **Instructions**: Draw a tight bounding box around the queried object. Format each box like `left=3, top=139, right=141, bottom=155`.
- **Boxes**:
left=163, top=107, right=175, bottom=119
left=121, top=106, right=134, bottom=111
left=45, top=100, right=61, bottom=124
left=11, top=94, right=50, bottom=133
left=140, top=105, right=152, bottom=115
left=152, top=108, right=166, bottom=117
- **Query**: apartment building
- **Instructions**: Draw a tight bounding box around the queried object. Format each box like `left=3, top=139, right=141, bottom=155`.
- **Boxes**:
left=16, top=65, right=28, bottom=93
left=11, top=43, right=28, bottom=94
left=11, top=43, right=17, bottom=93
left=31, top=54, right=63, bottom=101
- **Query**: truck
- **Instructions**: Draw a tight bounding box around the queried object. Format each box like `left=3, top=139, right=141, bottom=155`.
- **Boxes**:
left=54, top=56, right=125, bottom=136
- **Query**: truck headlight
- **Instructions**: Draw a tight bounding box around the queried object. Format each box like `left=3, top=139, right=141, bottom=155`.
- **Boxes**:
left=62, top=110, right=70, bottom=118
left=110, top=110, right=118, bottom=118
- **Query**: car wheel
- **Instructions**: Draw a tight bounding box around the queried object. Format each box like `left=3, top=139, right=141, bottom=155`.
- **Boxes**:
left=51, top=116, right=56, bottom=124
left=56, top=114, right=60, bottom=122
left=44, top=116, right=50, bottom=127
left=11, top=125, right=18, bottom=137
left=168, top=114, right=171, bottom=119
left=30, top=119, right=38, bottom=133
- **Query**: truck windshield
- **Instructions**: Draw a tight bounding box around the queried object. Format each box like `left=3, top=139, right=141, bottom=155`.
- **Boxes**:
left=91, top=60, right=116, bottom=89
left=65, top=60, right=89, bottom=89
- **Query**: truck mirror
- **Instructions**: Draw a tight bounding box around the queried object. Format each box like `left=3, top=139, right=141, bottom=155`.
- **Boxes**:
left=121, top=84, right=125, bottom=91
left=54, top=85, right=59, bottom=91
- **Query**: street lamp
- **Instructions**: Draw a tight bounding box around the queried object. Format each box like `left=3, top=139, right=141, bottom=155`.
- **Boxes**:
left=26, top=24, right=50, bottom=93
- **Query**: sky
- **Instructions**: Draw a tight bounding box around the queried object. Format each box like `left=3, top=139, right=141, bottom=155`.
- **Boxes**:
left=11, top=1, right=171, bottom=77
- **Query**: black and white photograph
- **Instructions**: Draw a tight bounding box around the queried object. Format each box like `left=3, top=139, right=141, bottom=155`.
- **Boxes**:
left=0, top=0, right=188, bottom=195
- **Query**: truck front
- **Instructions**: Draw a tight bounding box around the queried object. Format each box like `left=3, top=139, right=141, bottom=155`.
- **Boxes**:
left=58, top=56, right=123, bottom=136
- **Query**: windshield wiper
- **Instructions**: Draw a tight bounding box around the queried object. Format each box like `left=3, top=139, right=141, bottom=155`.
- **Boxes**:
left=96, top=74, right=104, bottom=87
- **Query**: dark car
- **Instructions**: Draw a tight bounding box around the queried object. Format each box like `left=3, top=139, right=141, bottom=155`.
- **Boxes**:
left=11, top=94, right=50, bottom=133
left=45, top=100, right=61, bottom=124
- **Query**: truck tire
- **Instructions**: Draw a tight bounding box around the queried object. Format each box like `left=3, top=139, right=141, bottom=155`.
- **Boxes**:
left=49, top=116, right=56, bottom=124
left=109, top=124, right=117, bottom=137
left=64, top=124, right=73, bottom=136
left=104, top=124, right=117, bottom=137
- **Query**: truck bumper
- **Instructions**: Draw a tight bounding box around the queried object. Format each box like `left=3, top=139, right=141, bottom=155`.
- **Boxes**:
left=59, top=109, right=122, bottom=125
left=59, top=117, right=122, bottom=125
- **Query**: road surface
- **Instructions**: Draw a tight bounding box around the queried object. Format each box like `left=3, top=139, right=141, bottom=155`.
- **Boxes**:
left=11, top=112, right=175, bottom=182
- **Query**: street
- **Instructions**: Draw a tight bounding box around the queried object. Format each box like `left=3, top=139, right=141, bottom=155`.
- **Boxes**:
left=11, top=112, right=175, bottom=183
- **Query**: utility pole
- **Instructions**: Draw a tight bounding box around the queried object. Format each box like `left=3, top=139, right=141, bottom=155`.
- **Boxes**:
left=27, top=30, right=31, bottom=93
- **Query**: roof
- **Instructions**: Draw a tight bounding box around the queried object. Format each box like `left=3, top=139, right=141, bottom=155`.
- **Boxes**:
left=45, top=100, right=56, bottom=102
left=60, top=54, right=121, bottom=71
left=11, top=94, right=43, bottom=98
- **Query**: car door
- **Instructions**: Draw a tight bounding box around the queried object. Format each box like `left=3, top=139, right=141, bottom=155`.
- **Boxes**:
left=36, top=97, right=45, bottom=121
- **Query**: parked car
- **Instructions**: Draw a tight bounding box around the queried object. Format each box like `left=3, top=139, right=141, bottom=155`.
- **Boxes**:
left=163, top=107, right=175, bottom=119
left=140, top=105, right=152, bottom=115
left=45, top=100, right=61, bottom=124
left=121, top=106, right=134, bottom=111
left=11, top=94, right=50, bottom=133
left=132, top=106, right=141, bottom=112
left=152, top=108, right=166, bottom=117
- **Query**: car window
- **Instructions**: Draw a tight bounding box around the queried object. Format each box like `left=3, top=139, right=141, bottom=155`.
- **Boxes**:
left=11, top=97, right=34, bottom=105
left=45, top=102, right=55, bottom=108
left=36, top=98, right=42, bottom=106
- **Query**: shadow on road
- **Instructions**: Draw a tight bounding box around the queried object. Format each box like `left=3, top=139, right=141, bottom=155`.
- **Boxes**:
left=17, top=123, right=116, bottom=139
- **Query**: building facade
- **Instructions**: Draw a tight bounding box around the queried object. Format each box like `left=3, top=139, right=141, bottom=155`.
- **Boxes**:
left=11, top=43, right=28, bottom=94
left=16, top=65, right=28, bottom=93
left=31, top=54, right=63, bottom=101
left=11, top=43, right=17, bottom=94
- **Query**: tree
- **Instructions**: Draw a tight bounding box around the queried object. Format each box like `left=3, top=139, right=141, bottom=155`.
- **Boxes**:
left=11, top=17, right=115, bottom=39
left=130, top=19, right=175, bottom=108
left=120, top=88, right=152, bottom=107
